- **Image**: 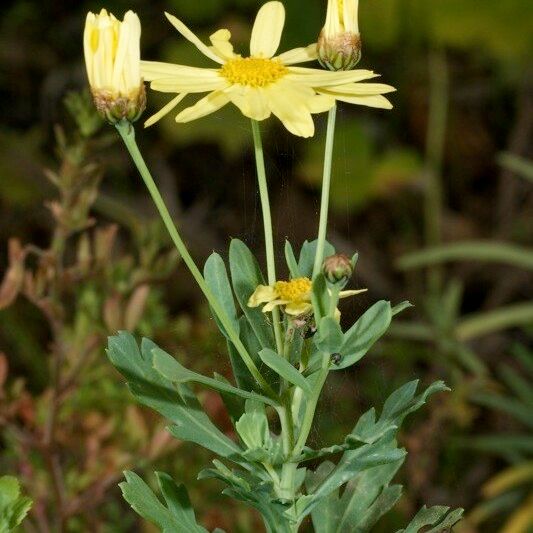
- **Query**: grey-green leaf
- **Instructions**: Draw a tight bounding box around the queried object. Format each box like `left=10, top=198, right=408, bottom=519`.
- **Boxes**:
left=285, top=240, right=301, bottom=278
left=335, top=301, right=392, bottom=370
left=298, top=239, right=336, bottom=278
left=204, top=252, right=239, bottom=340
left=259, top=348, right=311, bottom=393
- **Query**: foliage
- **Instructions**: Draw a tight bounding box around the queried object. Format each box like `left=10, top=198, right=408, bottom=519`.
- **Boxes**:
left=0, top=476, right=32, bottom=533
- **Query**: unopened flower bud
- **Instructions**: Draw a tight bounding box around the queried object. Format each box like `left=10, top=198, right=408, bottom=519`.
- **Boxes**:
left=322, top=253, right=354, bottom=284
left=83, top=10, right=145, bottom=124
left=318, top=0, right=362, bottom=71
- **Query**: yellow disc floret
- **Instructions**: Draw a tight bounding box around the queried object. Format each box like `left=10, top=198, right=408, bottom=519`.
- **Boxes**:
left=220, top=57, right=288, bottom=88
left=274, top=277, right=312, bottom=302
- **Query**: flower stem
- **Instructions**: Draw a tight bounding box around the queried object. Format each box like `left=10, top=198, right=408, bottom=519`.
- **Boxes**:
left=312, top=105, right=337, bottom=279
left=116, top=121, right=275, bottom=398
left=251, top=120, right=283, bottom=355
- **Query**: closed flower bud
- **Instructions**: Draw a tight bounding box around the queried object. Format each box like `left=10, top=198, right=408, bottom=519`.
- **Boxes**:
left=83, top=10, right=145, bottom=124
left=318, top=0, right=362, bottom=71
left=322, top=253, right=354, bottom=284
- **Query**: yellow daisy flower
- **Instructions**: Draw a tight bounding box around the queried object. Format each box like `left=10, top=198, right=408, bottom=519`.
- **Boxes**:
left=141, top=1, right=395, bottom=137
left=248, top=276, right=366, bottom=316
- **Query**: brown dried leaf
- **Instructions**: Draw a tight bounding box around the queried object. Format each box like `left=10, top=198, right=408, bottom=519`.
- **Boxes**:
left=0, top=239, right=26, bottom=309
left=94, top=225, right=118, bottom=264
left=103, top=292, right=123, bottom=331
left=124, top=284, right=150, bottom=330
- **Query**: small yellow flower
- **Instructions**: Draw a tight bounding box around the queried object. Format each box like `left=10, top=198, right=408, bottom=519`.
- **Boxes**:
left=319, top=0, right=362, bottom=71
left=141, top=1, right=395, bottom=137
left=248, top=276, right=366, bottom=317
left=84, top=9, right=145, bottom=123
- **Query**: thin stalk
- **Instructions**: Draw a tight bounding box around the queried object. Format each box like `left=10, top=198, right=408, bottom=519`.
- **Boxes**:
left=312, top=105, right=337, bottom=278
left=251, top=120, right=284, bottom=356
left=116, top=121, right=275, bottom=398
left=424, top=49, right=449, bottom=296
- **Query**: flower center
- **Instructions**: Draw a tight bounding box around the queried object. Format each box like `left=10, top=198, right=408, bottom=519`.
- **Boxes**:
left=220, top=57, right=288, bottom=88
left=275, top=278, right=312, bottom=302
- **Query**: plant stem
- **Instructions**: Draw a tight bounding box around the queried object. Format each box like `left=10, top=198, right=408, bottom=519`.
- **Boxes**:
left=116, top=121, right=275, bottom=398
left=312, top=105, right=337, bottom=279
left=251, top=120, right=284, bottom=356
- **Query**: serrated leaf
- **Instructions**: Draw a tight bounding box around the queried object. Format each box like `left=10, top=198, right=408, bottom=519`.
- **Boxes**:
left=120, top=471, right=208, bottom=533
left=259, top=348, right=311, bottom=393
left=0, top=476, right=32, bottom=532
left=107, top=332, right=241, bottom=459
left=396, top=505, right=464, bottom=533
left=152, top=345, right=276, bottom=406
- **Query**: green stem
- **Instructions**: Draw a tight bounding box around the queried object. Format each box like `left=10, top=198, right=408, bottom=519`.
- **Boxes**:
left=251, top=120, right=284, bottom=356
left=116, top=121, right=275, bottom=398
left=312, top=105, right=337, bottom=279
left=292, top=355, right=330, bottom=458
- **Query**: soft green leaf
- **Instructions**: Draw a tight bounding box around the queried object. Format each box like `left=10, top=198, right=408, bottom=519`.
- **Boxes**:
left=335, top=301, right=392, bottom=370
left=312, top=274, right=331, bottom=323
left=285, top=240, right=301, bottom=278
left=259, top=348, right=311, bottom=393
left=151, top=345, right=276, bottom=406
left=204, top=253, right=239, bottom=340
left=107, top=332, right=241, bottom=459
left=229, top=239, right=275, bottom=350
left=391, top=301, right=413, bottom=317
left=0, top=476, right=32, bottom=532
left=298, top=239, right=335, bottom=278
left=396, top=505, right=463, bottom=533
left=314, top=316, right=344, bottom=355
left=120, top=471, right=208, bottom=533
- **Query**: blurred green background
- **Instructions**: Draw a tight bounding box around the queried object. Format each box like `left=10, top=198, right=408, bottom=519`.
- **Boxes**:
left=0, top=0, right=532, bottom=531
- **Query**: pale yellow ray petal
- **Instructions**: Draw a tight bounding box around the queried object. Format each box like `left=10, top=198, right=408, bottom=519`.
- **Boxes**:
left=175, top=90, right=231, bottom=122
left=325, top=83, right=396, bottom=96
left=248, top=284, right=278, bottom=307
left=142, top=61, right=220, bottom=82
left=227, top=86, right=272, bottom=121
left=151, top=73, right=227, bottom=94
left=263, top=299, right=288, bottom=312
left=284, top=301, right=313, bottom=316
left=144, top=93, right=187, bottom=128
left=339, top=288, right=368, bottom=298
left=165, top=12, right=225, bottom=64
left=209, top=29, right=236, bottom=60
left=276, top=43, right=318, bottom=65
left=265, top=82, right=315, bottom=138
left=307, top=94, right=336, bottom=114
left=250, top=1, right=285, bottom=59
left=286, top=67, right=378, bottom=87
left=322, top=92, right=394, bottom=109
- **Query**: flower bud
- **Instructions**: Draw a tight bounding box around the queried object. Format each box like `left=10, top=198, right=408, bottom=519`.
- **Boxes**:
left=318, top=0, right=362, bottom=71
left=83, top=10, right=145, bottom=124
left=322, top=253, right=354, bottom=284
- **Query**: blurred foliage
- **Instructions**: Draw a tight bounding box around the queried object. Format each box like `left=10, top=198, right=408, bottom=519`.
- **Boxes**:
left=0, top=0, right=532, bottom=531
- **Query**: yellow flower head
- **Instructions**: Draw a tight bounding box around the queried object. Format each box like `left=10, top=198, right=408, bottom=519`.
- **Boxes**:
left=319, top=0, right=362, bottom=71
left=83, top=9, right=145, bottom=123
left=248, top=276, right=366, bottom=317
left=141, top=1, right=395, bottom=137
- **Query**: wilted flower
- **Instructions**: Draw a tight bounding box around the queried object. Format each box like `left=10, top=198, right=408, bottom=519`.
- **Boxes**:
left=318, top=0, right=362, bottom=71
left=141, top=1, right=395, bottom=137
left=248, top=276, right=366, bottom=317
left=83, top=9, right=145, bottom=123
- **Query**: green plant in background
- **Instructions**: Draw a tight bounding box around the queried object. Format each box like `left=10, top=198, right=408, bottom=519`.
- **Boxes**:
left=0, top=92, right=180, bottom=531
left=458, top=345, right=533, bottom=532
left=0, top=476, right=32, bottom=532
left=84, top=2, right=463, bottom=531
